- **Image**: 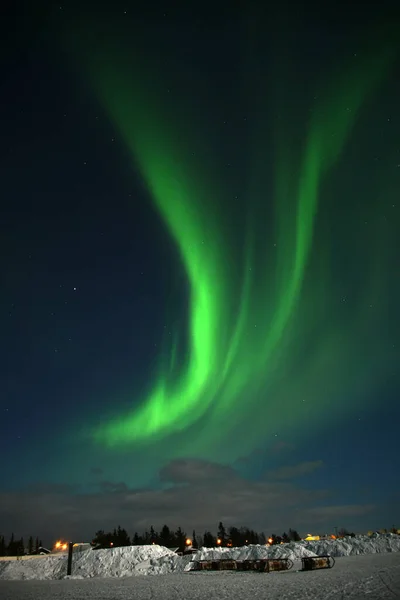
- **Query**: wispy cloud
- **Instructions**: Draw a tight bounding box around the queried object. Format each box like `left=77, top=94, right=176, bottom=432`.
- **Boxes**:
left=302, top=504, right=375, bottom=521
left=267, top=460, right=324, bottom=480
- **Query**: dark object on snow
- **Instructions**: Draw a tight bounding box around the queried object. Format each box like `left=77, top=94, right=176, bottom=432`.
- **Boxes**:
left=301, top=555, right=335, bottom=571
left=236, top=558, right=293, bottom=573
left=265, top=558, right=294, bottom=572
left=192, top=558, right=293, bottom=572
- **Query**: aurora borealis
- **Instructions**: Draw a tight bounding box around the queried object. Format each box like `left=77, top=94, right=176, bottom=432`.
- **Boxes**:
left=72, top=17, right=398, bottom=461
left=1, top=2, right=399, bottom=543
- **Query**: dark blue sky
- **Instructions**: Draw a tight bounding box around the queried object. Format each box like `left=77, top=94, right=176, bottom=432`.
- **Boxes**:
left=0, top=1, right=399, bottom=545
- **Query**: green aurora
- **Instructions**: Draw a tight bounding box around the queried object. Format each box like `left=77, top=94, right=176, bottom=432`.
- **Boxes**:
left=71, top=22, right=397, bottom=461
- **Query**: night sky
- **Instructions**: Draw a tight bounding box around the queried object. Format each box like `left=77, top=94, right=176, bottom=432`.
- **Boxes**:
left=1, top=1, right=399, bottom=545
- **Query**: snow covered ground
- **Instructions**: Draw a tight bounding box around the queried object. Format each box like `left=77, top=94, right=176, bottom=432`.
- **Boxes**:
left=0, top=533, right=399, bottom=598
left=1, top=533, right=399, bottom=581
left=0, top=553, right=399, bottom=600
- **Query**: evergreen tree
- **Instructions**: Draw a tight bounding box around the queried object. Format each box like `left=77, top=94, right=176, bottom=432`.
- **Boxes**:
left=92, top=530, right=106, bottom=545
left=116, top=526, right=130, bottom=546
left=247, top=529, right=259, bottom=544
left=149, top=526, right=157, bottom=544
left=7, top=533, right=15, bottom=556
left=192, top=530, right=197, bottom=548
left=28, top=536, right=34, bottom=554
left=0, top=535, right=6, bottom=556
left=143, top=530, right=150, bottom=544
left=217, top=521, right=226, bottom=545
left=160, top=525, right=172, bottom=547
left=203, top=531, right=215, bottom=547
left=133, top=532, right=140, bottom=545
left=288, top=528, right=301, bottom=542
left=35, top=537, right=40, bottom=553
left=282, top=532, right=290, bottom=543
left=228, top=526, right=241, bottom=547
left=16, top=538, right=24, bottom=556
left=175, top=527, right=186, bottom=552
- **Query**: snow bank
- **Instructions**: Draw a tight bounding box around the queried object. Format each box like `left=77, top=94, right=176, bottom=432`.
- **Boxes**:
left=185, top=534, right=400, bottom=570
left=302, top=532, right=400, bottom=557
left=0, top=534, right=399, bottom=580
left=185, top=541, right=317, bottom=570
left=0, top=545, right=175, bottom=580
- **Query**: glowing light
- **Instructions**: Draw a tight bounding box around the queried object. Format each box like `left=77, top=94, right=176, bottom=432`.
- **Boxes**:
left=69, top=18, right=397, bottom=462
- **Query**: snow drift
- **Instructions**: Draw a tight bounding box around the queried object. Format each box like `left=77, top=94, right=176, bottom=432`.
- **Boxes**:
left=0, top=534, right=399, bottom=580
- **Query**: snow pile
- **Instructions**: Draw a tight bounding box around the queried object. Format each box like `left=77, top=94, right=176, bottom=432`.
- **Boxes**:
left=0, top=534, right=399, bottom=580
left=135, top=552, right=193, bottom=575
left=302, top=533, right=400, bottom=557
left=0, top=545, right=175, bottom=580
left=0, top=554, right=67, bottom=580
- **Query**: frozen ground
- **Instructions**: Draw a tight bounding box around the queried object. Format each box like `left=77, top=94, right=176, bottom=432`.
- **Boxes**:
left=0, top=552, right=399, bottom=600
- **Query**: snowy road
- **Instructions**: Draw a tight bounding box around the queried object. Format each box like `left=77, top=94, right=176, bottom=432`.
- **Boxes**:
left=1, top=553, right=400, bottom=600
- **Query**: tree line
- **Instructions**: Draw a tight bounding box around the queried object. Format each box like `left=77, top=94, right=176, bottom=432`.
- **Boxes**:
left=0, top=535, right=43, bottom=557
left=92, top=522, right=302, bottom=551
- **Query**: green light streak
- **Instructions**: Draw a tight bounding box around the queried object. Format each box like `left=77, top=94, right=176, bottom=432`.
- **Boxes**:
left=69, top=23, right=396, bottom=456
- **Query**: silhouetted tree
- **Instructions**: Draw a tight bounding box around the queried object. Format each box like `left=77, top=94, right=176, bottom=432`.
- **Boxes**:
left=203, top=531, right=215, bottom=547
left=217, top=521, right=226, bottom=545
left=28, top=536, right=34, bottom=554
left=192, top=530, right=197, bottom=548
left=92, top=530, right=106, bottom=545
left=0, top=536, right=6, bottom=556
left=133, top=532, right=140, bottom=545
left=149, top=526, right=157, bottom=544
left=228, top=527, right=241, bottom=547
left=175, top=527, right=186, bottom=552
left=159, top=525, right=172, bottom=547
left=288, top=528, right=301, bottom=542
left=282, top=532, right=290, bottom=543
left=116, top=526, right=130, bottom=546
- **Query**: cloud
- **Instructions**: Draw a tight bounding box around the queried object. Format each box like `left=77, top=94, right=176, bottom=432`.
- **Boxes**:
left=0, top=459, right=374, bottom=546
left=267, top=460, right=324, bottom=480
left=160, top=459, right=237, bottom=484
left=302, top=504, right=375, bottom=521
left=90, top=467, right=104, bottom=476
left=98, top=481, right=129, bottom=493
